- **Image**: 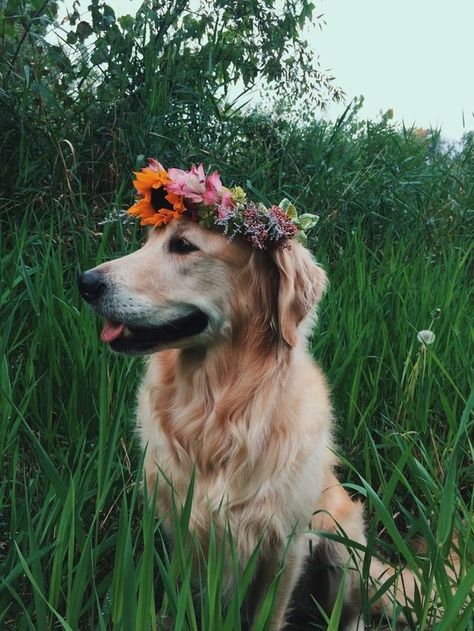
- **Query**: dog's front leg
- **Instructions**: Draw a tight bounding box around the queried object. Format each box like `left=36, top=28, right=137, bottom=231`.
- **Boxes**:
left=267, top=543, right=306, bottom=631
left=246, top=538, right=306, bottom=631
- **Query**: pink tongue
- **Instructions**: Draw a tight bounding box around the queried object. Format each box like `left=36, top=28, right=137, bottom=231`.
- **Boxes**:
left=100, top=320, right=125, bottom=343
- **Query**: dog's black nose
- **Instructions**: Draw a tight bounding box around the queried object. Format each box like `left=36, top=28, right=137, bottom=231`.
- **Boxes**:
left=78, top=270, right=106, bottom=302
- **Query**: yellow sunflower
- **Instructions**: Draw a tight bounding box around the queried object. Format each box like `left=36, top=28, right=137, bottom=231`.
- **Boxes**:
left=127, top=162, right=186, bottom=226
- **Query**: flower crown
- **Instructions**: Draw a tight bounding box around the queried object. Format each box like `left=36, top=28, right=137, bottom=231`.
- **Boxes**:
left=127, top=159, right=318, bottom=249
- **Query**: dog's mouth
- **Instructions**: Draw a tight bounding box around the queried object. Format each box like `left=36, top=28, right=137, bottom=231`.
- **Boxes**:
left=100, top=310, right=209, bottom=354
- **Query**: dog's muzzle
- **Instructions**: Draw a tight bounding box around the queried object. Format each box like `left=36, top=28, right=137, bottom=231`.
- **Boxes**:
left=77, top=269, right=211, bottom=354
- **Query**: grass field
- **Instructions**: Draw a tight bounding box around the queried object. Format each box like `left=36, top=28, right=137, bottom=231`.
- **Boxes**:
left=1, top=189, right=473, bottom=629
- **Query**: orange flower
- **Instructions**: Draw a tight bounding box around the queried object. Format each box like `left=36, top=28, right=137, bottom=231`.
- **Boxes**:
left=132, top=168, right=169, bottom=194
left=127, top=162, right=186, bottom=226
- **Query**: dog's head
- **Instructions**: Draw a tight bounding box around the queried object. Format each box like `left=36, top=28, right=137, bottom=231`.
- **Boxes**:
left=78, top=219, right=327, bottom=354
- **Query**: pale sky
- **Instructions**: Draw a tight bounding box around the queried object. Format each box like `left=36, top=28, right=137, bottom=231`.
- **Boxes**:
left=60, top=0, right=474, bottom=139
left=313, top=0, right=474, bottom=138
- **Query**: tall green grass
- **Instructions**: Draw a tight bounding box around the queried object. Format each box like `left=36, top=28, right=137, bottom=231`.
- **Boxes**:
left=1, top=193, right=472, bottom=628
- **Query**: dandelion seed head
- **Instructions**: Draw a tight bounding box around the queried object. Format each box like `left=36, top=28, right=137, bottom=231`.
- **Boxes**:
left=417, top=329, right=436, bottom=345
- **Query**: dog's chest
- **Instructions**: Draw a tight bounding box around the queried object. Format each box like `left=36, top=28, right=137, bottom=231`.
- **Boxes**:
left=144, top=452, right=306, bottom=562
left=135, top=353, right=331, bottom=556
left=139, top=414, right=325, bottom=562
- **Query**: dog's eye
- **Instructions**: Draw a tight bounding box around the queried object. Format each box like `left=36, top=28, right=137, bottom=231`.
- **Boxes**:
left=169, top=237, right=199, bottom=254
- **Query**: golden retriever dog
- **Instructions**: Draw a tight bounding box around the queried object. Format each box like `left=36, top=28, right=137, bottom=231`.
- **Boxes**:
left=79, top=219, right=420, bottom=630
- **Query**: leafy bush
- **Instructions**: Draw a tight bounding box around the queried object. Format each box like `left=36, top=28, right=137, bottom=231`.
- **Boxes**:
left=2, top=1, right=473, bottom=246
left=0, top=0, right=341, bottom=207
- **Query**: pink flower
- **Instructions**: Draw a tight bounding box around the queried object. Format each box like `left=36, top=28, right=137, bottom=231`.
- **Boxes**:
left=216, top=190, right=235, bottom=220
left=167, top=164, right=206, bottom=203
left=166, top=164, right=235, bottom=209
left=220, top=188, right=233, bottom=209
left=202, top=171, right=222, bottom=205
left=147, top=158, right=166, bottom=172
left=190, top=163, right=206, bottom=183
left=203, top=171, right=235, bottom=210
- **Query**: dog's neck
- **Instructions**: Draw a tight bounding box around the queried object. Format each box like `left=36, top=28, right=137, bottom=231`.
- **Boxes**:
left=151, top=331, right=297, bottom=473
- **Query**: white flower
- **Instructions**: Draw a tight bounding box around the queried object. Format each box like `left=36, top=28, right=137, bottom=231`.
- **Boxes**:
left=417, top=329, right=436, bottom=345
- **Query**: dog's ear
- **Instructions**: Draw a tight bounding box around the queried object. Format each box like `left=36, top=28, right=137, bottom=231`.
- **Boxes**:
left=271, top=243, right=327, bottom=347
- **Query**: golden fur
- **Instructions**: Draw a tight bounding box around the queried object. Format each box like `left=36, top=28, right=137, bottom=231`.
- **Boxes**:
left=86, top=220, right=428, bottom=630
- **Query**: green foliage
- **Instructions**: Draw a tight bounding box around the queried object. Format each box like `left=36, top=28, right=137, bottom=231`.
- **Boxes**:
left=0, top=0, right=341, bottom=212
left=1, top=195, right=473, bottom=629
left=1, top=1, right=473, bottom=629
